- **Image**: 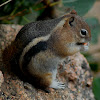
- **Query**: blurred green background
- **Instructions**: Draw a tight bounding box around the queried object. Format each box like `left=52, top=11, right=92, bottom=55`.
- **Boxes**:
left=0, top=0, right=100, bottom=99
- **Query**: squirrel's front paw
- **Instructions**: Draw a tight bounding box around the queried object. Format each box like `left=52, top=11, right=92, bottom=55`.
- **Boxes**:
left=50, top=80, right=65, bottom=89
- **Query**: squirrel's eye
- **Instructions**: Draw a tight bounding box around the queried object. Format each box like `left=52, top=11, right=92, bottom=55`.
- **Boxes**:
left=69, top=17, right=74, bottom=26
left=80, top=29, right=88, bottom=37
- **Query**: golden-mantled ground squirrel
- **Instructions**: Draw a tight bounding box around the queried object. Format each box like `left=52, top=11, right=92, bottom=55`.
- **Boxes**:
left=8, top=10, right=91, bottom=92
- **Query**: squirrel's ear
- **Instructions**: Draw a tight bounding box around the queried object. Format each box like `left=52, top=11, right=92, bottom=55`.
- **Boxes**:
left=70, top=10, right=77, bottom=15
left=63, top=16, right=75, bottom=27
left=69, top=17, right=74, bottom=26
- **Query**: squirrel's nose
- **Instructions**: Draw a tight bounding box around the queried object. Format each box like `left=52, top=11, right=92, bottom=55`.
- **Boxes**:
left=80, top=29, right=88, bottom=37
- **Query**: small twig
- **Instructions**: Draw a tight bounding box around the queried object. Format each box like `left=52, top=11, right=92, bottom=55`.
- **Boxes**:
left=0, top=9, right=29, bottom=20
left=0, top=0, right=12, bottom=7
left=35, top=0, right=44, bottom=5
left=34, top=1, right=60, bottom=11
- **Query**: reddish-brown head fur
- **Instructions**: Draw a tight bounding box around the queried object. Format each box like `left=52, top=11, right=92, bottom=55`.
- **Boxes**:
left=48, top=10, right=91, bottom=57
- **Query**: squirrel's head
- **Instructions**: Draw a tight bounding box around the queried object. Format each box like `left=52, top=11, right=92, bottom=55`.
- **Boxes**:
left=50, top=10, right=91, bottom=57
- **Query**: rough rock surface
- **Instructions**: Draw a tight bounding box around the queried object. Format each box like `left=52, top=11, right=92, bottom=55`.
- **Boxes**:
left=0, top=24, right=94, bottom=100
left=0, top=71, right=4, bottom=87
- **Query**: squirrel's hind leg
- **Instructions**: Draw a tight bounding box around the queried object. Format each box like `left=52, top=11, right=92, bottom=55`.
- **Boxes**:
left=35, top=73, right=52, bottom=92
left=35, top=71, right=65, bottom=91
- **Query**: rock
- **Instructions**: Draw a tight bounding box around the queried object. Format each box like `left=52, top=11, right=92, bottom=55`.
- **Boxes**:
left=0, top=71, right=4, bottom=87
left=0, top=70, right=4, bottom=100
left=0, top=24, right=95, bottom=100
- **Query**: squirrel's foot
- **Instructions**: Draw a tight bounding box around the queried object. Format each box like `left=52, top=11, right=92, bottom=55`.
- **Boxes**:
left=50, top=80, right=65, bottom=89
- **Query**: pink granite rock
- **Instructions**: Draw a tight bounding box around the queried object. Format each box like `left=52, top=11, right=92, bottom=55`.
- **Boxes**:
left=0, top=71, right=4, bottom=87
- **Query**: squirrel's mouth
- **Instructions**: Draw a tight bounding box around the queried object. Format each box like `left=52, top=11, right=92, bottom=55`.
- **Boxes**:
left=76, top=42, right=89, bottom=51
left=76, top=42, right=88, bottom=46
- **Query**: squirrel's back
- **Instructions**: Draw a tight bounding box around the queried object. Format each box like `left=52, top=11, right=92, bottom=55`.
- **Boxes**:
left=15, top=17, right=64, bottom=50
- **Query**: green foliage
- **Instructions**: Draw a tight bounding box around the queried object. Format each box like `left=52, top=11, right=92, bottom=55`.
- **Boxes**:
left=0, top=0, right=44, bottom=24
left=0, top=0, right=35, bottom=16
left=63, top=0, right=95, bottom=16
left=0, top=0, right=96, bottom=24
left=86, top=17, right=100, bottom=44
left=10, top=3, right=44, bottom=25
left=93, top=77, right=100, bottom=100
left=83, top=53, right=99, bottom=72
left=90, top=63, right=99, bottom=72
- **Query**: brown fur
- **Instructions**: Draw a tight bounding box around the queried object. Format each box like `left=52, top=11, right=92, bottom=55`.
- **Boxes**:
left=3, top=40, right=22, bottom=64
left=70, top=9, right=77, bottom=15
left=35, top=73, right=52, bottom=89
left=3, top=41, right=17, bottom=65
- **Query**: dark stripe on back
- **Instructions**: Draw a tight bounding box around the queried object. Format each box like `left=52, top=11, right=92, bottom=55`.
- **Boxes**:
left=22, top=41, right=47, bottom=70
